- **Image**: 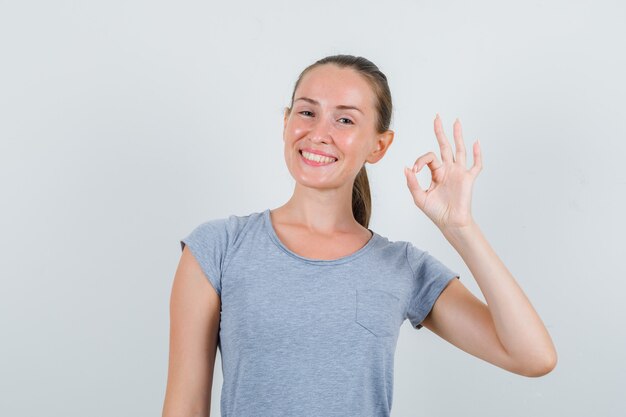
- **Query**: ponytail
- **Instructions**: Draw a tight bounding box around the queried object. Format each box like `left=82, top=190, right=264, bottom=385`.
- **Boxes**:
left=352, top=165, right=371, bottom=228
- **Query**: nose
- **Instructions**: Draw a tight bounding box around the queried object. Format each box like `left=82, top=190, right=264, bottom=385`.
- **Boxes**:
left=309, top=115, right=333, bottom=144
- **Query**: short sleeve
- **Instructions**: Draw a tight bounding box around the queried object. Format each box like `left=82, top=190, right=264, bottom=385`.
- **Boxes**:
left=180, top=217, right=232, bottom=297
left=405, top=242, right=460, bottom=330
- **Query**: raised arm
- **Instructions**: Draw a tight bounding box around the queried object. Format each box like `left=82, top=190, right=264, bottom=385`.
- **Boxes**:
left=422, top=222, right=557, bottom=377
left=404, top=114, right=557, bottom=377
left=162, top=246, right=221, bottom=417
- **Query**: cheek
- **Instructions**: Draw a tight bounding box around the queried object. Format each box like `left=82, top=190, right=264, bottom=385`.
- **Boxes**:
left=337, top=136, right=362, bottom=156
left=342, top=136, right=359, bottom=147
left=287, top=117, right=312, bottom=134
left=289, top=123, right=308, bottom=138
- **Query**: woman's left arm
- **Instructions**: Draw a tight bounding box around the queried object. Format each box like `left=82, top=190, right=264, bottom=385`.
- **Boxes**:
left=438, top=220, right=557, bottom=377
left=403, top=114, right=557, bottom=377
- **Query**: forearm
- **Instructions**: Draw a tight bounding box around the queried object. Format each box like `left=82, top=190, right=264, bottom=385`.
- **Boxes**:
left=441, top=221, right=557, bottom=373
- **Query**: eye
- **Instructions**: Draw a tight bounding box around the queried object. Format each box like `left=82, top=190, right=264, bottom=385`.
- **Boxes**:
left=299, top=110, right=314, bottom=117
left=338, top=117, right=354, bottom=125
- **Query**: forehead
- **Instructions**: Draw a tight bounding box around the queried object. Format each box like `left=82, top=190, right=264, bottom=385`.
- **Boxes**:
left=295, top=64, right=376, bottom=110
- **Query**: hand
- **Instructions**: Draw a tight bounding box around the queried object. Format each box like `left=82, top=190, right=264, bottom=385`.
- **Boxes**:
left=404, top=114, right=482, bottom=231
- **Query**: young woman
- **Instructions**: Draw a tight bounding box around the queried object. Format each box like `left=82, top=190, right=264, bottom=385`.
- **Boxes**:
left=163, top=55, right=557, bottom=417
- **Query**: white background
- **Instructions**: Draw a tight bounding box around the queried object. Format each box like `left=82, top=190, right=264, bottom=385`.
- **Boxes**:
left=1, top=0, right=624, bottom=416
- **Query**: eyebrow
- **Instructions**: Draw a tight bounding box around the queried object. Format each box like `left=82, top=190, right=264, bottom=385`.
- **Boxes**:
left=294, top=97, right=364, bottom=115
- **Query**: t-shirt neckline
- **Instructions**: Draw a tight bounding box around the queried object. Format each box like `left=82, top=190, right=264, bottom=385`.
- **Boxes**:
left=262, top=208, right=379, bottom=265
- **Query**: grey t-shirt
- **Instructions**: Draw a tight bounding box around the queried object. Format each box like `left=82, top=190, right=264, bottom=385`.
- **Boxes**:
left=180, top=208, right=460, bottom=417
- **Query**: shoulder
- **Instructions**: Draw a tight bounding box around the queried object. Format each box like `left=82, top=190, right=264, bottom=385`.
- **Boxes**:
left=180, top=209, right=263, bottom=252
left=178, top=210, right=265, bottom=295
left=404, top=240, right=427, bottom=263
left=373, top=235, right=431, bottom=273
left=367, top=231, right=415, bottom=264
left=370, top=230, right=415, bottom=253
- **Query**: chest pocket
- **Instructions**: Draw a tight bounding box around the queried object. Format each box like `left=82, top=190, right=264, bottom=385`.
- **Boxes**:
left=355, top=288, right=401, bottom=337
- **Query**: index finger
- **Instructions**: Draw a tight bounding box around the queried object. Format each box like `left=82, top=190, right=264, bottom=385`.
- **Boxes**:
left=434, top=113, right=455, bottom=163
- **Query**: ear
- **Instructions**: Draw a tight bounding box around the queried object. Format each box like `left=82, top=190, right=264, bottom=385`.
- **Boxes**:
left=365, top=130, right=394, bottom=164
left=283, top=107, right=290, bottom=130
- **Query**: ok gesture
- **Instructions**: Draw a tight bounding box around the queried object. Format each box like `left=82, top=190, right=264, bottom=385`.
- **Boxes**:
left=404, top=114, right=482, bottom=231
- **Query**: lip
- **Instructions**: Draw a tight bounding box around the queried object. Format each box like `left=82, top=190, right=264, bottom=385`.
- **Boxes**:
left=299, top=147, right=338, bottom=159
left=299, top=150, right=337, bottom=166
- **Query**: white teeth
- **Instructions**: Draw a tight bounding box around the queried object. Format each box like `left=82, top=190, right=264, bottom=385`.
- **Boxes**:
left=301, top=151, right=337, bottom=164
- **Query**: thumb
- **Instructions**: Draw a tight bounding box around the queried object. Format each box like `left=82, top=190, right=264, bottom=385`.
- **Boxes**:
left=404, top=166, right=426, bottom=208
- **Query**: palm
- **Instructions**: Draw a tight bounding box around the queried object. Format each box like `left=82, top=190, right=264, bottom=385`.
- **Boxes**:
left=404, top=114, right=482, bottom=230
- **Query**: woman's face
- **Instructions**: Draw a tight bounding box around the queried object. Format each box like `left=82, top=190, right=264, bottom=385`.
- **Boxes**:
left=282, top=64, right=392, bottom=190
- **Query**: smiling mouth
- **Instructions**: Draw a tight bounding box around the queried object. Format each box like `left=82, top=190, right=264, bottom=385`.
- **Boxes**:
left=299, top=150, right=338, bottom=165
